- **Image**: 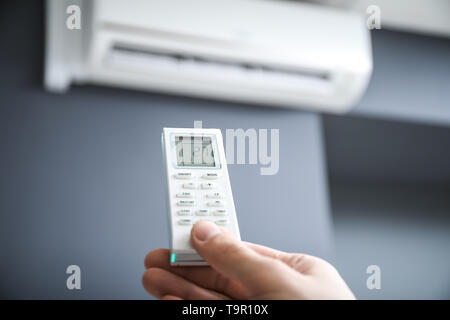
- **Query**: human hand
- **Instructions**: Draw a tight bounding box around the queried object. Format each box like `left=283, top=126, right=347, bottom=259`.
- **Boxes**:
left=143, top=220, right=355, bottom=300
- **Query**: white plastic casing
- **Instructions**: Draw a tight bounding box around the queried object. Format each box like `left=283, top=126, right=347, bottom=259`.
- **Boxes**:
left=45, top=0, right=372, bottom=114
left=162, top=127, right=240, bottom=266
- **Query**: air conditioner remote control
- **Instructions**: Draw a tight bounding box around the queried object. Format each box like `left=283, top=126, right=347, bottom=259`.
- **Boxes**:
left=162, top=127, right=241, bottom=266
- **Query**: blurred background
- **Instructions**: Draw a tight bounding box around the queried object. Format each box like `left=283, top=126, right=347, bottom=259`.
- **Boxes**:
left=0, top=0, right=449, bottom=299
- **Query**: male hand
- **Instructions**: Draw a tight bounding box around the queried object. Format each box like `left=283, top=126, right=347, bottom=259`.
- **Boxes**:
left=143, top=220, right=355, bottom=300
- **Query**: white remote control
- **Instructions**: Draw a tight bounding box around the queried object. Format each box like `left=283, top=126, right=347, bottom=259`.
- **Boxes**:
left=162, top=127, right=241, bottom=266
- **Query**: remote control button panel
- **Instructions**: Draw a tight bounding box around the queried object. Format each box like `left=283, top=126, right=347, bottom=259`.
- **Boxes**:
left=172, top=172, right=230, bottom=227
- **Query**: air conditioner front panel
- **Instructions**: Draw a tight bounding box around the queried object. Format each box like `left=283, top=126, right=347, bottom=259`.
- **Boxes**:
left=93, top=0, right=372, bottom=73
left=46, top=0, right=373, bottom=113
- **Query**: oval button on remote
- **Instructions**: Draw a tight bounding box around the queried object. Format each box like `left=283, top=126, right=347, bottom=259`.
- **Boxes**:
left=201, top=183, right=215, bottom=189
left=176, top=192, right=193, bottom=198
left=207, top=200, right=225, bottom=207
left=178, top=218, right=193, bottom=225
left=177, top=209, right=192, bottom=216
left=196, top=209, right=209, bottom=216
left=206, top=192, right=222, bottom=199
left=215, top=219, right=229, bottom=226
left=213, top=209, right=227, bottom=216
left=177, top=200, right=195, bottom=207
left=183, top=183, right=197, bottom=189
left=202, top=173, right=220, bottom=180
left=174, top=172, right=193, bottom=179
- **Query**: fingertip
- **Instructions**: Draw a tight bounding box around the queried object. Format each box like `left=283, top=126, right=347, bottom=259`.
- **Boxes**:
left=141, top=268, right=154, bottom=295
left=145, top=248, right=170, bottom=269
left=142, top=267, right=167, bottom=298
left=191, top=220, right=221, bottom=243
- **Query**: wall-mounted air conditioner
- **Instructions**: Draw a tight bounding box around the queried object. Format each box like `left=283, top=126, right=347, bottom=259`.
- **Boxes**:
left=45, top=0, right=373, bottom=113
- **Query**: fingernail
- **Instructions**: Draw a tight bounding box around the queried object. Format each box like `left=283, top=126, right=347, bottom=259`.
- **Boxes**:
left=193, top=221, right=220, bottom=242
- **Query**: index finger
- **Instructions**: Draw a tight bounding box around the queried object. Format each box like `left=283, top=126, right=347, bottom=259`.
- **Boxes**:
left=145, top=248, right=248, bottom=299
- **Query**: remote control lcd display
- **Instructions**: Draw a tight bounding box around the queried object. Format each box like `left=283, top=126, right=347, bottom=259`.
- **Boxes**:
left=175, top=136, right=216, bottom=167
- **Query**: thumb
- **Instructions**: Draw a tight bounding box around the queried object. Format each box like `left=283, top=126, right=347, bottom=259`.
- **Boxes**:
left=190, top=221, right=286, bottom=293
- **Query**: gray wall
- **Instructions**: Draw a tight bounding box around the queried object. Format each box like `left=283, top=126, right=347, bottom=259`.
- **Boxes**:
left=353, top=30, right=450, bottom=126
left=323, top=30, right=450, bottom=299
left=324, top=116, right=450, bottom=299
left=330, top=182, right=450, bottom=299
